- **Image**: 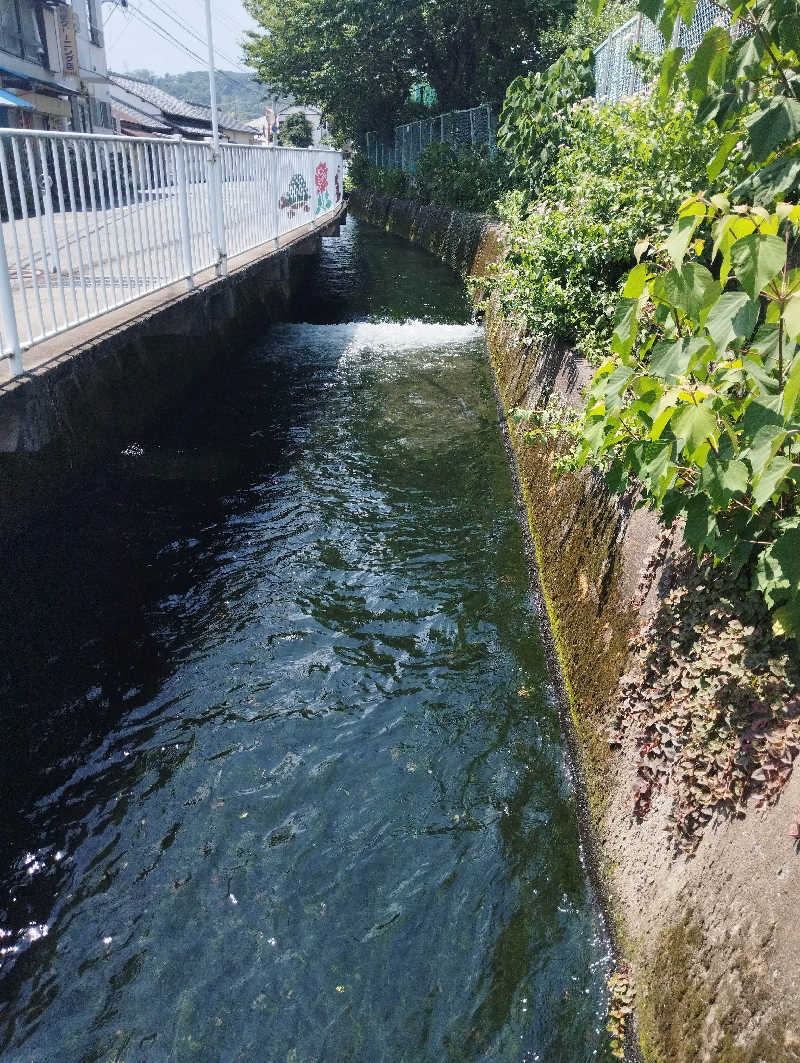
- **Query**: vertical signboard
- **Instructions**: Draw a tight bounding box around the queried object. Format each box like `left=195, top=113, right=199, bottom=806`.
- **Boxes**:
left=57, top=5, right=78, bottom=76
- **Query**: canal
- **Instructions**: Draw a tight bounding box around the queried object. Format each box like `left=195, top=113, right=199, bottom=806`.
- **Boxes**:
left=0, top=216, right=613, bottom=1062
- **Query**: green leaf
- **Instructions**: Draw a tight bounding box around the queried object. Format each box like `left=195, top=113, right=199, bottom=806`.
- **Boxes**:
left=771, top=599, right=800, bottom=641
left=707, top=132, right=741, bottom=182
left=622, top=262, right=649, bottom=298
left=611, top=298, right=639, bottom=360
left=658, top=47, right=685, bottom=105
left=776, top=11, right=800, bottom=55
left=665, top=214, right=702, bottom=268
left=704, top=291, right=758, bottom=351
left=730, top=233, right=787, bottom=300
left=742, top=422, right=787, bottom=476
left=650, top=335, right=710, bottom=378
left=783, top=350, right=800, bottom=419
left=734, top=156, right=800, bottom=208
left=699, top=457, right=749, bottom=508
left=672, top=402, right=718, bottom=456
left=686, top=26, right=730, bottom=99
left=604, top=364, right=634, bottom=412
left=753, top=455, right=793, bottom=507
left=745, top=97, right=800, bottom=163
left=784, top=294, right=800, bottom=341
left=756, top=522, right=800, bottom=609
left=656, top=262, right=722, bottom=323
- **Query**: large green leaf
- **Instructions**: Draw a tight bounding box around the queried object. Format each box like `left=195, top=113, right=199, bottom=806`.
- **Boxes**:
left=755, top=521, right=800, bottom=609
left=650, top=335, right=711, bottom=378
left=783, top=349, right=800, bottom=419
left=753, top=455, right=793, bottom=507
left=746, top=97, right=800, bottom=163
left=704, top=291, right=758, bottom=351
left=783, top=294, right=800, bottom=341
left=611, top=297, right=639, bottom=360
left=734, top=155, right=800, bottom=208
left=665, top=214, right=703, bottom=267
left=741, top=422, right=787, bottom=476
left=672, top=402, right=718, bottom=456
left=707, top=131, right=741, bottom=182
left=699, top=457, right=749, bottom=508
left=730, top=233, right=787, bottom=300
left=658, top=47, right=685, bottom=105
left=653, top=263, right=721, bottom=324
left=686, top=27, right=730, bottom=99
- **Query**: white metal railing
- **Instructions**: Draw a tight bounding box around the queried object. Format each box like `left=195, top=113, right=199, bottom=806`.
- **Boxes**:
left=0, top=128, right=344, bottom=377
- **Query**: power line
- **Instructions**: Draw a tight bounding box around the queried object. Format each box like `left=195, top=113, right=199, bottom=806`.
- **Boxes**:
left=141, top=0, right=249, bottom=73
left=123, top=3, right=246, bottom=95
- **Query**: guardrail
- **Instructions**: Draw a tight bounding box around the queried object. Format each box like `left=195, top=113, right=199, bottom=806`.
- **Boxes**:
left=0, top=129, right=344, bottom=377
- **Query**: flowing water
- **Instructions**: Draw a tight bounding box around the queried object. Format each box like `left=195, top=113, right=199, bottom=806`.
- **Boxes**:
left=0, top=217, right=613, bottom=1062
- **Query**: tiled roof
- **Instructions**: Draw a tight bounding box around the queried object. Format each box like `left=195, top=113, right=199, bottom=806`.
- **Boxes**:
left=111, top=100, right=172, bottom=134
left=108, top=74, right=253, bottom=134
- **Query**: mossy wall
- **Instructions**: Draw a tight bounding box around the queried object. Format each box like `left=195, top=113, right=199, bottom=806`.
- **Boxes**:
left=350, top=190, right=800, bottom=1063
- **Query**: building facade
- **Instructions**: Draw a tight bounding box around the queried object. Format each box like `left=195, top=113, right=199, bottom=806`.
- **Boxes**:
left=108, top=74, right=254, bottom=143
left=0, top=0, right=113, bottom=133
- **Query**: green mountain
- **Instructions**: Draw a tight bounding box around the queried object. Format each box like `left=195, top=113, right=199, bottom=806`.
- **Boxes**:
left=125, top=69, right=274, bottom=121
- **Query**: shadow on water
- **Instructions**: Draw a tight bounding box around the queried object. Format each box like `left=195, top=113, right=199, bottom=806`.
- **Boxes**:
left=0, top=216, right=613, bottom=1062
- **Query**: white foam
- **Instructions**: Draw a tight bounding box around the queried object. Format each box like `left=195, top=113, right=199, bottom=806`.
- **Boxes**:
left=268, top=319, right=482, bottom=361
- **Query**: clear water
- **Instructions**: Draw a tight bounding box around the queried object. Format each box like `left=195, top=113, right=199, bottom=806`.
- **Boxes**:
left=0, top=217, right=613, bottom=1062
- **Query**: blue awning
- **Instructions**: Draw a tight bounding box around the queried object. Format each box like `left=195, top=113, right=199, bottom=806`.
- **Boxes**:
left=0, top=88, right=34, bottom=109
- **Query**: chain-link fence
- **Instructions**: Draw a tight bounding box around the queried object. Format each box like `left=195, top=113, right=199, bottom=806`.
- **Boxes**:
left=595, top=0, right=750, bottom=101
left=365, top=103, right=497, bottom=173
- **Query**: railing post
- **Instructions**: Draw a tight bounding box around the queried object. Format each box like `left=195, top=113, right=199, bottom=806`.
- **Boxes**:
left=204, top=138, right=227, bottom=277
left=39, top=171, right=59, bottom=276
left=0, top=228, right=23, bottom=377
left=272, top=147, right=281, bottom=247
left=172, top=137, right=194, bottom=289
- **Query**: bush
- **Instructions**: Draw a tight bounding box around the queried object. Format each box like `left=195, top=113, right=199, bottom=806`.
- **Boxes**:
left=491, top=87, right=746, bottom=362
left=413, top=142, right=509, bottom=213
left=349, top=143, right=508, bottom=213
left=498, top=47, right=594, bottom=200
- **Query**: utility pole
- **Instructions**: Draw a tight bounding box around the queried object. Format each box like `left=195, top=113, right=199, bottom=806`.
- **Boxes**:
left=204, top=0, right=227, bottom=275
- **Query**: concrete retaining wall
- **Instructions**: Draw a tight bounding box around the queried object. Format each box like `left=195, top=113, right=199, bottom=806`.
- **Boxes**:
left=0, top=210, right=345, bottom=535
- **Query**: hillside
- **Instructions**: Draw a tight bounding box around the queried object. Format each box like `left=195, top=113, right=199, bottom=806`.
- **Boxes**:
left=124, top=69, right=274, bottom=121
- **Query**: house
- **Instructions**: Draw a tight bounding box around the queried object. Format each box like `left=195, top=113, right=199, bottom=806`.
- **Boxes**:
left=108, top=74, right=254, bottom=143
left=0, top=0, right=114, bottom=132
left=247, top=98, right=329, bottom=146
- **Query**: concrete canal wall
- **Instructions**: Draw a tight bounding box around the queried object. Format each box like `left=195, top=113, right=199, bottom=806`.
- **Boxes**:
left=350, top=189, right=800, bottom=1063
left=0, top=208, right=346, bottom=536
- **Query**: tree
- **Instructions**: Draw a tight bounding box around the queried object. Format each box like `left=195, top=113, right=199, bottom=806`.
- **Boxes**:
left=280, top=111, right=314, bottom=146
left=242, top=0, right=575, bottom=143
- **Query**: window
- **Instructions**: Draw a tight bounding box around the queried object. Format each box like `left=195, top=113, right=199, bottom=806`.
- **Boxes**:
left=83, top=0, right=102, bottom=47
left=0, top=0, right=46, bottom=66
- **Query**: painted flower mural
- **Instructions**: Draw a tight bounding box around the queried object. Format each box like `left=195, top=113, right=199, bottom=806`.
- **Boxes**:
left=315, top=162, right=332, bottom=214
left=278, top=173, right=310, bottom=218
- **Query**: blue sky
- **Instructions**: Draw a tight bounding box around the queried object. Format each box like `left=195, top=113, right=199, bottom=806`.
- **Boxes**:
left=104, top=0, right=259, bottom=76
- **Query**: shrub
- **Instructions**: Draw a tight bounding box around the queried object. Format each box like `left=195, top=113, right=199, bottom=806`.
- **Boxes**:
left=349, top=142, right=508, bottom=214
left=491, top=87, right=745, bottom=362
left=413, top=142, right=509, bottom=213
